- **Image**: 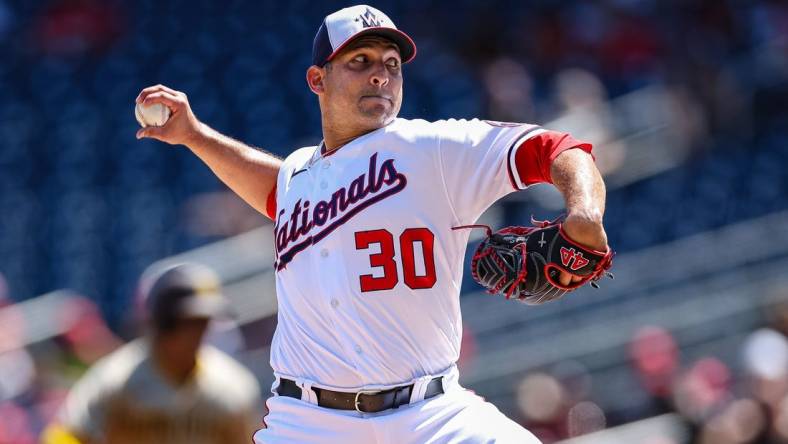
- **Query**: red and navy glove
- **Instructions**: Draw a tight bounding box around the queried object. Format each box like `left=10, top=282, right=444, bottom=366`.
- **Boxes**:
left=456, top=217, right=614, bottom=305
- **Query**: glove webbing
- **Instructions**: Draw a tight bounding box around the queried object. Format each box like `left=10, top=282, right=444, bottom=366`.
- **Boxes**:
left=453, top=224, right=530, bottom=299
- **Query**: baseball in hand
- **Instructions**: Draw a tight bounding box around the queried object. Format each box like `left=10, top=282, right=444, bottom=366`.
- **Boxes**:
left=135, top=102, right=171, bottom=127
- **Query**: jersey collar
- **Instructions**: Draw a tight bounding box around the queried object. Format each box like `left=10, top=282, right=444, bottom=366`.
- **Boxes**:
left=310, top=119, right=399, bottom=167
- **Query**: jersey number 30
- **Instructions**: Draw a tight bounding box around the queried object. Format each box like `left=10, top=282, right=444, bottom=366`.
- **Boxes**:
left=354, top=228, right=437, bottom=292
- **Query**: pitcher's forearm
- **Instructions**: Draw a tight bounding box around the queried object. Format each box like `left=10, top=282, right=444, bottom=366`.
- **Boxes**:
left=187, top=123, right=282, bottom=216
left=550, top=148, right=608, bottom=251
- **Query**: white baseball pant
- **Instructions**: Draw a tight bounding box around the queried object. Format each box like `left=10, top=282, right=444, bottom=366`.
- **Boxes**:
left=253, top=372, right=541, bottom=444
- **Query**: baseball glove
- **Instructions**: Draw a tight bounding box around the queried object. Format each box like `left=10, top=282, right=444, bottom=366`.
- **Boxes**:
left=455, top=217, right=614, bottom=305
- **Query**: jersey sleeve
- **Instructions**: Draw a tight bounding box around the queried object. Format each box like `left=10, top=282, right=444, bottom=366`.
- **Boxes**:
left=436, top=119, right=592, bottom=224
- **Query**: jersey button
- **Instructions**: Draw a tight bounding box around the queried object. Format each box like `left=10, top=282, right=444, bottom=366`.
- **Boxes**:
left=320, top=181, right=327, bottom=190
left=354, top=345, right=362, bottom=354
left=320, top=248, right=329, bottom=257
left=322, top=160, right=331, bottom=169
left=330, top=299, right=339, bottom=308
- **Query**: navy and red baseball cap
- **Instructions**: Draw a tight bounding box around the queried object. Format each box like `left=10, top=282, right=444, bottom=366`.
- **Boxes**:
left=312, top=5, right=417, bottom=67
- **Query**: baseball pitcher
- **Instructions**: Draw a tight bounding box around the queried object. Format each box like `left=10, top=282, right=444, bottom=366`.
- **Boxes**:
left=134, top=5, right=612, bottom=443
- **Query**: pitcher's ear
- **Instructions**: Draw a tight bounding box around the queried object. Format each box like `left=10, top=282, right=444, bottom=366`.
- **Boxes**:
left=306, top=66, right=325, bottom=94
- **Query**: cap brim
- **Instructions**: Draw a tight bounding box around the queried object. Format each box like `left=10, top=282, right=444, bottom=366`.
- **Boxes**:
left=326, top=27, right=417, bottom=65
left=176, top=294, right=234, bottom=320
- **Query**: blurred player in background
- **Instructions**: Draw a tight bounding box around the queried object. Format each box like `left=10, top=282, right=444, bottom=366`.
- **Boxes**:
left=41, top=263, right=262, bottom=444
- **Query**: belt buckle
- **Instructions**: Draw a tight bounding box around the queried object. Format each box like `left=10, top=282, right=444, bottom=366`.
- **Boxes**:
left=354, top=390, right=380, bottom=413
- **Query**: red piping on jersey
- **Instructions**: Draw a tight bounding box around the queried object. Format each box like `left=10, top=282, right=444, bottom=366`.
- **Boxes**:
left=505, top=126, right=544, bottom=189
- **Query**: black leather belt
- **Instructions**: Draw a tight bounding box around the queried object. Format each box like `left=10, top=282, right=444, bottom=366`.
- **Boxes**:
left=277, top=377, right=444, bottom=413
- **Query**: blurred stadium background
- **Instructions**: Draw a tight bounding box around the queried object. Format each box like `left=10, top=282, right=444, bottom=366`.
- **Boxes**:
left=0, top=0, right=787, bottom=442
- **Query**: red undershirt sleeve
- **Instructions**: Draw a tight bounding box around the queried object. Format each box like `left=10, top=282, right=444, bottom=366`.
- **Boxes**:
left=265, top=185, right=277, bottom=221
left=510, top=130, right=594, bottom=188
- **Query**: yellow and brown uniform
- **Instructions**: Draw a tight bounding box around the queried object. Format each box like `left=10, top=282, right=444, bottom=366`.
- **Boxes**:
left=48, top=339, right=261, bottom=444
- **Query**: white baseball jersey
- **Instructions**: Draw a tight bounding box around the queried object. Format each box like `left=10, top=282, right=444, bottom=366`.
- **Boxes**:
left=265, top=117, right=590, bottom=390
